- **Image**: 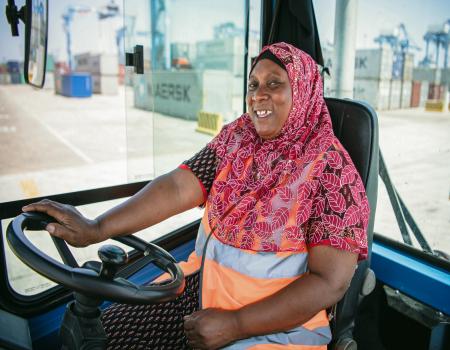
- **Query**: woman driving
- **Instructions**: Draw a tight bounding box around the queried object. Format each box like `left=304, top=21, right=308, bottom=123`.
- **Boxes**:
left=23, top=42, right=369, bottom=350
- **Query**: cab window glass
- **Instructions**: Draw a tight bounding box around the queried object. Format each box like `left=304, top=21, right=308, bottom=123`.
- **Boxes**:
left=314, top=0, right=450, bottom=257
left=1, top=0, right=261, bottom=296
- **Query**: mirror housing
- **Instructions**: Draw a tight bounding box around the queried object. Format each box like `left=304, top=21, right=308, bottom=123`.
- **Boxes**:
left=5, top=0, right=48, bottom=88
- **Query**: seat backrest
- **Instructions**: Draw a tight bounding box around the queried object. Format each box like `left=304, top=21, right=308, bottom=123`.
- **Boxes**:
left=324, top=98, right=379, bottom=348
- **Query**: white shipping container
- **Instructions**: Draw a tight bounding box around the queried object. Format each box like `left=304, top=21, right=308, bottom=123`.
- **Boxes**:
left=91, top=74, right=118, bottom=95
left=403, top=54, right=414, bottom=81
left=419, top=82, right=429, bottom=107
left=353, top=78, right=390, bottom=110
left=75, top=53, right=119, bottom=75
left=400, top=81, right=412, bottom=108
left=389, top=80, right=402, bottom=109
left=202, top=70, right=233, bottom=121
left=354, top=48, right=393, bottom=80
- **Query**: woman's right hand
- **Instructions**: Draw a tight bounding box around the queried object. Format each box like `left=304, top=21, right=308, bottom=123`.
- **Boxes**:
left=22, top=199, right=103, bottom=247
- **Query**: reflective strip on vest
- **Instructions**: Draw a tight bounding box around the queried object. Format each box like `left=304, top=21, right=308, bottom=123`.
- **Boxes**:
left=223, top=325, right=331, bottom=349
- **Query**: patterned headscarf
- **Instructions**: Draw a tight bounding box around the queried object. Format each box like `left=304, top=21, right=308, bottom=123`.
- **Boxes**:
left=206, top=42, right=369, bottom=258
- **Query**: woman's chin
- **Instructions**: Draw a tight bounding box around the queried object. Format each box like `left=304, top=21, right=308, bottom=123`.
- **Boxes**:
left=256, top=129, right=279, bottom=140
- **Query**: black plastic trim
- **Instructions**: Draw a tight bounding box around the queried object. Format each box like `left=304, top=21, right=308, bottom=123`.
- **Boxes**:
left=0, top=181, right=149, bottom=220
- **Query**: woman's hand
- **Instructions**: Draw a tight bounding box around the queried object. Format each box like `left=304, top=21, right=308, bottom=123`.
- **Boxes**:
left=22, top=199, right=102, bottom=247
left=184, top=308, right=241, bottom=350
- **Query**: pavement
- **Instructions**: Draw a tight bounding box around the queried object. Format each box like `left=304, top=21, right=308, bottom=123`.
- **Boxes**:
left=0, top=84, right=449, bottom=294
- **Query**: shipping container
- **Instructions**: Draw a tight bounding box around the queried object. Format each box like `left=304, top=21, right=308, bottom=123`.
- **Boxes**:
left=400, top=80, right=412, bottom=108
left=354, top=48, right=393, bottom=80
left=195, top=36, right=259, bottom=75
left=410, top=81, right=421, bottom=107
left=428, top=83, right=442, bottom=100
left=133, top=73, right=154, bottom=111
left=10, top=72, right=22, bottom=84
left=389, top=80, right=402, bottom=109
left=353, top=78, right=390, bottom=110
left=419, top=81, right=429, bottom=107
left=75, top=53, right=119, bottom=75
left=133, top=70, right=243, bottom=121
left=413, top=68, right=442, bottom=84
left=91, top=74, right=118, bottom=95
left=6, top=61, right=20, bottom=73
left=403, top=53, right=414, bottom=81
left=61, top=73, right=92, bottom=98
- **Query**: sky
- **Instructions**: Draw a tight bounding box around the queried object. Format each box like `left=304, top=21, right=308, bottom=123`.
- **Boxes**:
left=1, top=0, right=449, bottom=64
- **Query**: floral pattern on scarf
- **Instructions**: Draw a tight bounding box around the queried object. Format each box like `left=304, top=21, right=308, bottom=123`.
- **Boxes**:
left=206, top=42, right=368, bottom=259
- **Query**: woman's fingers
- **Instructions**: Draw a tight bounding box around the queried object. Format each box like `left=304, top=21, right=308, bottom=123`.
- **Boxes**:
left=46, top=222, right=74, bottom=241
left=22, top=199, right=94, bottom=247
left=22, top=199, right=67, bottom=222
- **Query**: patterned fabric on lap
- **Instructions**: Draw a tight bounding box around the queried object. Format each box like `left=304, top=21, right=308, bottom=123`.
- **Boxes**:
left=102, top=273, right=199, bottom=350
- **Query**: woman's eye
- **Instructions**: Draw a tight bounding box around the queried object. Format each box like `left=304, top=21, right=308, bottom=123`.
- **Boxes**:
left=268, top=81, right=280, bottom=88
left=248, top=82, right=258, bottom=90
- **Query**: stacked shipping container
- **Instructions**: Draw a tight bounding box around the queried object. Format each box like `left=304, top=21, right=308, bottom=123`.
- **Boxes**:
left=75, top=54, right=119, bottom=95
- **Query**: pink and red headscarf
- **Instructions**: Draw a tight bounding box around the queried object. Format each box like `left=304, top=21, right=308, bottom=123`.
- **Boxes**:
left=206, top=42, right=369, bottom=259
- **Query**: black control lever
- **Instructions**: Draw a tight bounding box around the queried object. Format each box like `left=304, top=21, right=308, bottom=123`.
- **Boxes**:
left=60, top=245, right=127, bottom=349
left=98, top=244, right=128, bottom=280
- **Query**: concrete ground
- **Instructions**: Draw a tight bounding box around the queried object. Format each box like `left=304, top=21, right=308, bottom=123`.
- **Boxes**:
left=0, top=84, right=449, bottom=294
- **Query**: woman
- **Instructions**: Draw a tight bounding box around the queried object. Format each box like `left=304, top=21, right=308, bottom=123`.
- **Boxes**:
left=23, top=42, right=369, bottom=349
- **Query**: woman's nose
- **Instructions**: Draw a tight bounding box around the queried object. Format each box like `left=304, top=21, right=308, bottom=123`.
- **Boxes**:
left=252, top=88, right=268, bottom=101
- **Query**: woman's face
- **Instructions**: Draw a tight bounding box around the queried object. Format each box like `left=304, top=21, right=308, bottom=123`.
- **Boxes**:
left=246, top=58, right=292, bottom=140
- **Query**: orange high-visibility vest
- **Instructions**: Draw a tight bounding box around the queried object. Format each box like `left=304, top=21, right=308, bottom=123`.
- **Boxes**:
left=157, top=206, right=330, bottom=349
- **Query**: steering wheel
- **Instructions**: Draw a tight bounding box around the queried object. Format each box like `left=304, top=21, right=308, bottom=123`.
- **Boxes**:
left=6, top=211, right=185, bottom=304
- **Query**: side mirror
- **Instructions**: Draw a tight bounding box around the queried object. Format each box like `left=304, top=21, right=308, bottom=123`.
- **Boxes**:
left=5, top=0, right=49, bottom=88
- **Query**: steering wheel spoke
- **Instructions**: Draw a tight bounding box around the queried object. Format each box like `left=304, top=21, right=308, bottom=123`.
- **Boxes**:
left=50, top=236, right=79, bottom=268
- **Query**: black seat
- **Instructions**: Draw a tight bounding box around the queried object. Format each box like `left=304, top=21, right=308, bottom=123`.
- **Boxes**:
left=325, top=97, right=379, bottom=350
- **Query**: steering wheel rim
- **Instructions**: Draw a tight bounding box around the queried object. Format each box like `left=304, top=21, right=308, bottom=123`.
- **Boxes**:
left=6, top=212, right=185, bottom=304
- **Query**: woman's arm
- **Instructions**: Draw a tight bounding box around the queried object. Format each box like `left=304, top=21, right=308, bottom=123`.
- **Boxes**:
left=22, top=168, right=204, bottom=247
left=184, top=245, right=358, bottom=349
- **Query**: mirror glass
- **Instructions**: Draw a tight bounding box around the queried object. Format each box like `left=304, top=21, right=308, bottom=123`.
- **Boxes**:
left=25, top=0, right=48, bottom=87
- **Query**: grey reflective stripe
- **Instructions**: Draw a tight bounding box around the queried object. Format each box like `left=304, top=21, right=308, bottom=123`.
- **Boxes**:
left=195, top=222, right=208, bottom=257
left=223, top=326, right=331, bottom=349
left=202, top=231, right=309, bottom=279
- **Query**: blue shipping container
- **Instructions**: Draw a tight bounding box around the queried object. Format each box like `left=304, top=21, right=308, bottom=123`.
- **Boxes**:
left=61, top=73, right=92, bottom=97
left=7, top=61, right=20, bottom=73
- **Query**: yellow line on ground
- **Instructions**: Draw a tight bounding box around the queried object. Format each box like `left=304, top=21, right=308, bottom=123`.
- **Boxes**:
left=20, top=179, right=40, bottom=198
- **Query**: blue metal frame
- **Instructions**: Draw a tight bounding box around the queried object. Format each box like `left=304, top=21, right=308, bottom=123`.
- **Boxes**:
left=372, top=240, right=450, bottom=315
